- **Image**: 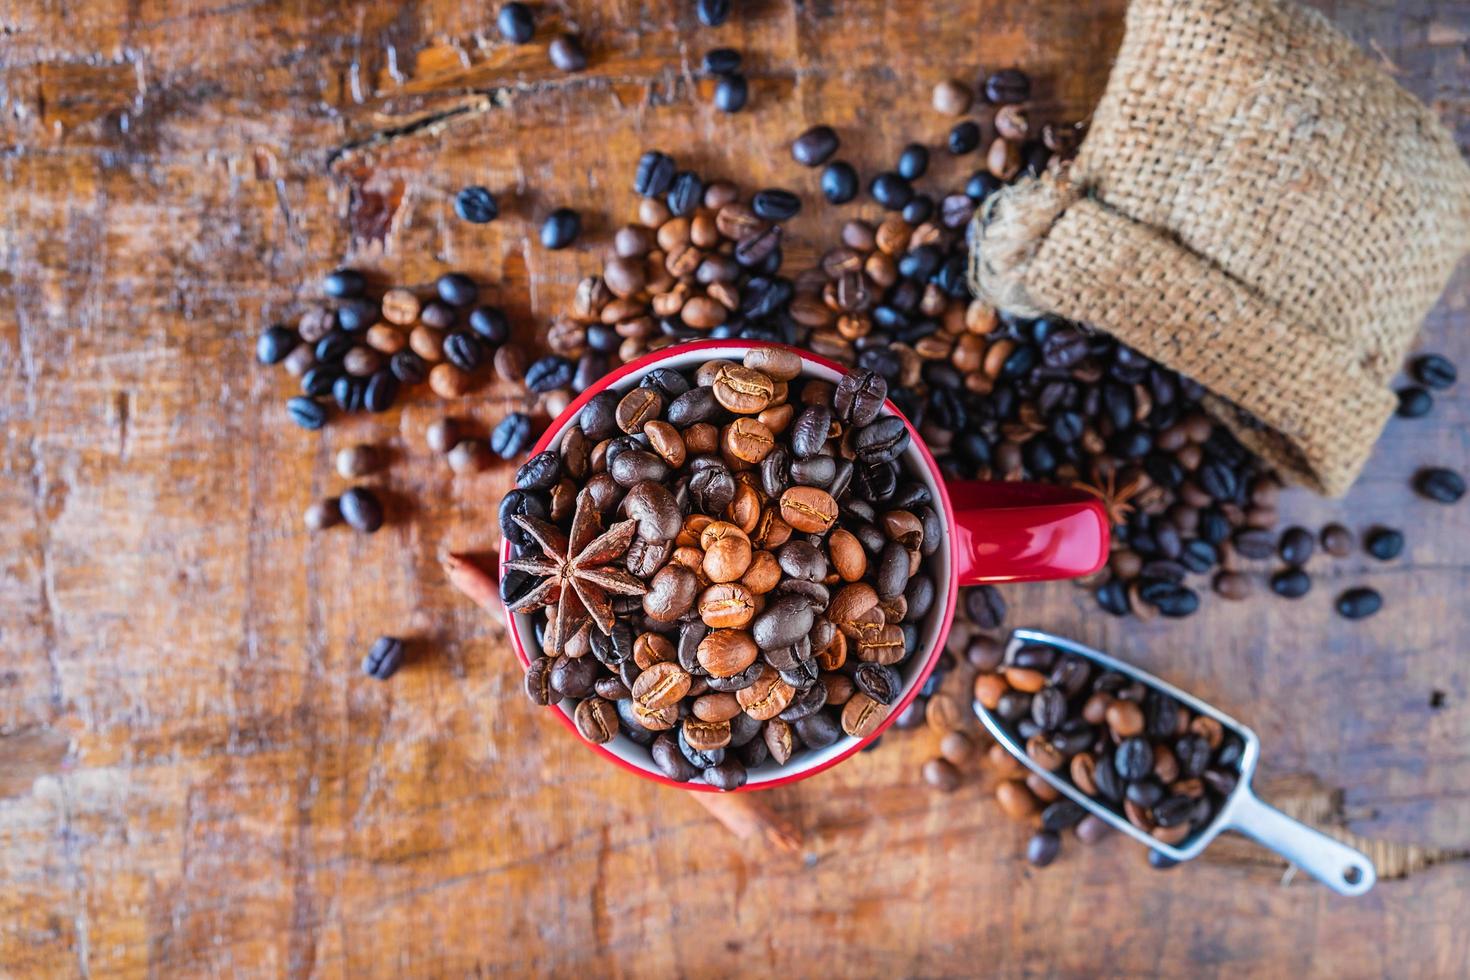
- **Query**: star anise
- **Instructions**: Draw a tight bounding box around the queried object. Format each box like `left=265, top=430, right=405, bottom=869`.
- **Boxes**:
left=1072, top=462, right=1150, bottom=527
left=503, top=488, right=647, bottom=656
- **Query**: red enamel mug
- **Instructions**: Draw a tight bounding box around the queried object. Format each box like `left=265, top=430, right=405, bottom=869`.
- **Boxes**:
left=501, top=340, right=1110, bottom=791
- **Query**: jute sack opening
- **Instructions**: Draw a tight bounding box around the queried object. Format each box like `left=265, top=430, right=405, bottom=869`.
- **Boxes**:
left=969, top=0, right=1470, bottom=495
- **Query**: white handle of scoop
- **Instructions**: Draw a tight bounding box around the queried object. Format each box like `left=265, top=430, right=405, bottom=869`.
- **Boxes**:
left=1225, top=789, right=1376, bottom=896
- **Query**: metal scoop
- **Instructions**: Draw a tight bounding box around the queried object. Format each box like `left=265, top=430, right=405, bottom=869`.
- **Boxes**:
left=974, top=628, right=1376, bottom=896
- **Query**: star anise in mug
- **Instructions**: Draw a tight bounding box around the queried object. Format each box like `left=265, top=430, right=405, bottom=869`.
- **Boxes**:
left=504, top=488, right=647, bottom=656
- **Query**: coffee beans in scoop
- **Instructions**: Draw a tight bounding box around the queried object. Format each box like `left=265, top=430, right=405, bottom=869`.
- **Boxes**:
left=504, top=350, right=944, bottom=789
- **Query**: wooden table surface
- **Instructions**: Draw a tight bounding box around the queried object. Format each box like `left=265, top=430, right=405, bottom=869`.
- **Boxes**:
left=3, top=0, right=1469, bottom=975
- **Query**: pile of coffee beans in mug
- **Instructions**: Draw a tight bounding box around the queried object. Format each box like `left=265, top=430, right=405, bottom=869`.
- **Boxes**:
left=500, top=349, right=942, bottom=789
left=973, top=637, right=1246, bottom=867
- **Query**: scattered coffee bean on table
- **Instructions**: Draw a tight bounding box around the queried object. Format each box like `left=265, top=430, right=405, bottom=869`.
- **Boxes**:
left=1336, top=587, right=1383, bottom=620
left=504, top=352, right=943, bottom=789
left=1365, top=527, right=1405, bottom=561
left=714, top=73, right=748, bottom=113
left=362, top=636, right=405, bottom=680
left=1415, top=467, right=1465, bottom=504
left=340, top=486, right=385, bottom=533
left=548, top=34, right=587, bottom=72
left=540, top=208, right=582, bottom=250
left=497, top=2, right=535, bottom=43
left=454, top=186, right=499, bottom=224
left=1411, top=354, right=1456, bottom=391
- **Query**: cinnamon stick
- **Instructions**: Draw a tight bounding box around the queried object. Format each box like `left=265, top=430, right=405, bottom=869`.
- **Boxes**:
left=691, top=791, right=803, bottom=854
left=442, top=551, right=504, bottom=624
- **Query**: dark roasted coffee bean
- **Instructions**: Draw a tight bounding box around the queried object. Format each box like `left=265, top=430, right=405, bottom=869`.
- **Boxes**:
left=1125, top=779, right=1165, bottom=808
left=443, top=332, right=485, bottom=372
left=1175, top=734, right=1212, bottom=778
left=984, top=68, right=1031, bottom=104
left=704, top=758, right=747, bottom=790
left=1040, top=799, right=1086, bottom=832
left=362, top=635, right=404, bottom=680
left=1114, top=737, right=1154, bottom=781
left=363, top=369, right=397, bottom=412
left=834, top=369, right=887, bottom=426
left=821, top=161, right=859, bottom=204
left=791, top=405, right=831, bottom=459
left=965, top=585, right=1006, bottom=628
left=526, top=355, right=574, bottom=392
left=753, top=188, right=802, bottom=221
left=436, top=272, right=478, bottom=308
left=696, top=0, right=731, bottom=27
left=1278, top=526, right=1314, bottom=565
left=652, top=733, right=699, bottom=781
left=667, top=171, right=703, bottom=216
left=389, top=350, right=428, bottom=385
left=257, top=325, right=298, bottom=365
left=491, top=412, right=533, bottom=458
left=1147, top=850, right=1180, bottom=870
left=1365, top=527, right=1404, bottom=561
left=548, top=33, right=587, bottom=71
left=896, top=143, right=930, bottom=180
left=301, top=365, right=339, bottom=397
left=791, top=125, right=839, bottom=167
left=714, top=72, right=748, bottom=112
left=1232, top=527, right=1275, bottom=559
left=1411, top=353, right=1456, bottom=390
left=340, top=487, right=384, bottom=533
left=869, top=172, right=913, bottom=210
left=855, top=416, right=909, bottom=465
left=734, top=225, right=782, bottom=268
left=468, top=306, right=510, bottom=345
left=315, top=329, right=353, bottom=364
left=790, top=455, right=836, bottom=489
left=540, top=208, right=581, bottom=249
left=1415, top=467, right=1465, bottom=503
left=323, top=268, right=365, bottom=299
left=702, top=47, right=741, bottom=74
left=497, top=1, right=535, bottom=42
left=947, top=120, right=980, bottom=154
left=1093, top=752, right=1124, bottom=802
left=1031, top=687, right=1067, bottom=731
left=454, top=185, right=499, bottom=223
left=335, top=298, right=378, bottom=332
left=778, top=681, right=827, bottom=721
left=286, top=396, right=327, bottom=430
left=1396, top=386, right=1433, bottom=417
left=689, top=465, right=736, bottom=514
left=634, top=150, right=677, bottom=197
left=1025, top=830, right=1060, bottom=867
left=515, top=450, right=561, bottom=490
left=966, top=169, right=1002, bottom=201
left=332, top=375, right=364, bottom=412
left=793, top=711, right=841, bottom=749
left=668, top=386, right=721, bottom=425
left=1336, top=587, right=1383, bottom=620
left=1096, top=578, right=1129, bottom=616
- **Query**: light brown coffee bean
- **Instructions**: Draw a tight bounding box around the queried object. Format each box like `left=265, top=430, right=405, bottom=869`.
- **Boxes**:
left=842, top=692, right=888, bottom=738
left=409, top=325, right=446, bottom=363
left=988, top=742, right=1026, bottom=778
left=574, top=696, right=620, bottom=744
left=616, top=387, right=663, bottom=433
left=736, top=665, right=796, bottom=720
left=1027, top=773, right=1061, bottom=803
left=631, top=661, right=691, bottom=710
left=1003, top=666, right=1047, bottom=693
left=764, top=718, right=797, bottom=764
left=699, top=520, right=749, bottom=551
left=692, top=692, right=742, bottom=723
left=940, top=731, right=975, bottom=765
left=493, top=344, right=526, bottom=383
left=932, top=78, right=973, bottom=116
left=644, top=564, right=699, bottom=621
left=632, top=701, right=677, bottom=731
left=751, top=508, right=793, bottom=550
left=757, top=404, right=794, bottom=434
left=614, top=224, right=654, bottom=258
left=741, top=550, right=781, bottom=594
left=1106, top=699, right=1145, bottom=738
left=344, top=346, right=382, bottom=377
left=826, top=528, right=867, bottom=582
left=379, top=288, right=421, bottom=326
left=644, top=420, right=686, bottom=468
left=855, top=623, right=905, bottom=664
left=816, top=630, right=847, bottom=671
left=779, top=486, right=838, bottom=533
left=881, top=510, right=923, bottom=548
left=987, top=137, right=1022, bottom=181
left=715, top=203, right=765, bottom=240
left=742, top=346, right=802, bottom=381
left=723, top=417, right=777, bottom=463
left=429, top=363, right=470, bottom=398
left=683, top=422, right=718, bottom=455
left=1081, top=691, right=1112, bottom=725
left=996, top=780, right=1040, bottom=822
left=697, top=628, right=758, bottom=677
left=335, top=443, right=380, bottom=478
left=304, top=497, right=341, bottom=531
left=703, top=534, right=753, bottom=584
left=668, top=546, right=707, bottom=580
left=829, top=582, right=880, bottom=634
left=366, top=324, right=407, bottom=355
left=633, top=632, right=677, bottom=670
left=683, top=718, right=732, bottom=753
left=677, top=514, right=714, bottom=547
left=1153, top=744, right=1181, bottom=784
left=447, top=439, right=490, bottom=474
left=973, top=672, right=1009, bottom=710
left=1026, top=735, right=1065, bottom=772
left=926, top=693, right=964, bottom=733
left=603, top=256, right=646, bottom=298
left=727, top=482, right=761, bottom=533
left=698, top=584, right=756, bottom=629
left=711, top=363, right=775, bottom=413
left=823, top=673, right=855, bottom=706
left=994, top=104, right=1030, bottom=141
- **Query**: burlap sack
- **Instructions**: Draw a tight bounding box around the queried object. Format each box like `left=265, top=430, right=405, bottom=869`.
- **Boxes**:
left=969, top=0, right=1470, bottom=495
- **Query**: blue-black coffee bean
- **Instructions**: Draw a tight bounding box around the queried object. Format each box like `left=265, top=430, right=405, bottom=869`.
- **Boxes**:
left=364, top=369, right=398, bottom=413
left=984, top=68, right=1031, bottom=104
left=578, top=391, right=621, bottom=441
left=454, top=185, right=498, bottom=223
left=1125, top=779, right=1165, bottom=809
left=340, top=486, right=384, bottom=533
left=444, top=332, right=485, bottom=372
left=492, top=412, right=533, bottom=458
left=897, top=143, right=929, bottom=180
left=965, top=585, right=1007, bottom=628
left=791, top=125, right=839, bottom=167
left=1025, top=830, right=1061, bottom=867
left=821, top=161, right=858, bottom=204
left=315, top=330, right=353, bottom=364
left=1396, top=386, right=1432, bottom=417
left=1411, top=353, right=1456, bottom=390
left=702, top=47, right=741, bottom=74
left=497, top=1, right=535, bottom=42
left=1278, top=526, right=1314, bottom=565
left=1365, top=527, right=1404, bottom=561
left=634, top=150, right=676, bottom=197
left=1093, top=752, right=1124, bottom=802
left=869, top=172, right=913, bottom=210
left=696, top=0, right=731, bottom=27
left=714, top=73, right=747, bottom=112
left=1415, top=467, right=1464, bottom=503
left=572, top=353, right=606, bottom=393
left=420, top=301, right=456, bottom=330
left=540, top=208, right=581, bottom=249
left=390, top=350, right=428, bottom=385
left=966, top=170, right=1002, bottom=201
left=468, top=306, right=510, bottom=345
left=661, top=169, right=707, bottom=219
left=525, top=355, right=574, bottom=392
left=323, top=268, right=365, bottom=298
left=499, top=489, right=548, bottom=547
left=301, top=365, right=340, bottom=397
left=515, top=450, right=561, bottom=490
left=704, top=758, right=748, bottom=790
left=1180, top=539, right=1217, bottom=573
left=789, top=455, right=835, bottom=488
left=733, top=225, right=782, bottom=268
left=257, top=325, right=297, bottom=364
left=641, top=367, right=691, bottom=401
left=752, top=188, right=802, bottom=221
left=436, top=272, right=478, bottom=307
left=1336, top=587, right=1382, bottom=619
left=793, top=712, right=841, bottom=750
left=947, top=120, right=981, bottom=154
left=1269, top=568, right=1311, bottom=599
left=332, top=375, right=365, bottom=412
left=1041, top=800, right=1087, bottom=832
left=898, top=244, right=942, bottom=280
left=286, top=397, right=327, bottom=430
left=362, top=636, right=405, bottom=680
left=901, top=194, right=933, bottom=224
left=548, top=34, right=586, bottom=71
left=677, top=726, right=723, bottom=769
left=1113, top=737, right=1154, bottom=780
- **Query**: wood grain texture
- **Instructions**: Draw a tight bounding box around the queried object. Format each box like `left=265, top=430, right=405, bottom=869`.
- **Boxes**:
left=2, top=0, right=1468, bottom=975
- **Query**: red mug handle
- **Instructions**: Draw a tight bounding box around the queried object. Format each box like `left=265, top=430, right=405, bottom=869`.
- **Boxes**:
left=945, top=481, right=1110, bottom=585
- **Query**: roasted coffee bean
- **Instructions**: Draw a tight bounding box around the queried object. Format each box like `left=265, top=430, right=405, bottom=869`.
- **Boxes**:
left=794, top=711, right=842, bottom=750
left=869, top=172, right=913, bottom=210
left=702, top=47, right=741, bottom=74
left=1397, top=386, right=1433, bottom=418
left=1232, top=527, right=1275, bottom=559
left=984, top=68, right=1031, bottom=104
left=752, top=592, right=816, bottom=651
left=1411, top=353, right=1457, bottom=390
left=443, top=332, right=485, bottom=373
left=689, top=465, right=737, bottom=515
left=965, top=585, right=1006, bottom=628
left=821, top=161, right=859, bottom=204
left=1415, top=467, right=1465, bottom=503
left=714, top=72, right=748, bottom=112
left=287, top=396, right=328, bottom=430
left=1278, top=526, right=1314, bottom=565
left=1336, top=587, right=1383, bottom=620
left=491, top=412, right=533, bottom=458
left=947, top=120, right=980, bottom=154
left=574, top=696, right=620, bottom=744
left=644, top=565, right=699, bottom=622
left=1321, top=523, right=1354, bottom=556
left=257, top=325, right=298, bottom=365
left=852, top=662, right=902, bottom=706
left=497, top=1, right=535, bottom=41
left=791, top=405, right=832, bottom=458
left=1025, top=831, right=1061, bottom=867
left=548, top=33, right=587, bottom=71
left=468, top=306, right=510, bottom=345
left=338, top=487, right=383, bottom=533
left=526, top=355, right=574, bottom=392
left=515, top=451, right=561, bottom=490
left=454, top=185, right=499, bottom=224
left=323, top=268, right=365, bottom=299
left=635, top=151, right=677, bottom=198
left=1269, top=568, right=1311, bottom=598
left=696, top=0, right=730, bottom=26
left=779, top=486, right=838, bottom=533
left=1114, top=737, right=1154, bottom=781
left=834, top=369, right=887, bottom=425
left=523, top=657, right=556, bottom=705
left=362, top=636, right=404, bottom=680
left=540, top=208, right=582, bottom=249
left=791, top=126, right=839, bottom=167
left=651, top=732, right=699, bottom=781
left=1365, top=527, right=1405, bottom=561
